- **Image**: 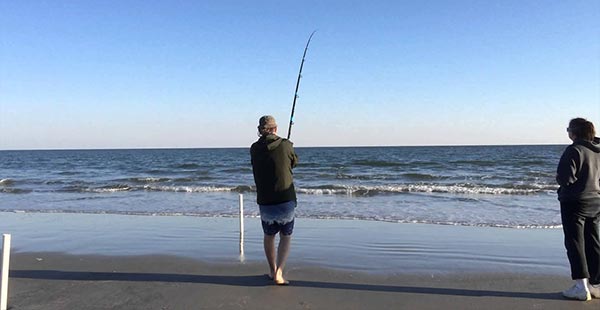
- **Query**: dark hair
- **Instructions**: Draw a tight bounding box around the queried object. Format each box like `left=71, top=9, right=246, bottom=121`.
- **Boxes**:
left=568, top=118, right=595, bottom=141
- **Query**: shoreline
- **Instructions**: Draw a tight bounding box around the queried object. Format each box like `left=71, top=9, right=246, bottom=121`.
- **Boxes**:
left=1, top=211, right=568, bottom=275
left=0, top=209, right=565, bottom=229
left=0, top=211, right=568, bottom=275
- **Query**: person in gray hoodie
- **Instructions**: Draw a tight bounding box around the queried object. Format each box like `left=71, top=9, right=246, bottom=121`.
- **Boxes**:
left=250, top=115, right=298, bottom=285
left=557, top=117, right=600, bottom=301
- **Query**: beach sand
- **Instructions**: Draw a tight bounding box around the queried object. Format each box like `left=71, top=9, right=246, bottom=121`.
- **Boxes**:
left=6, top=252, right=597, bottom=310
left=1, top=212, right=599, bottom=309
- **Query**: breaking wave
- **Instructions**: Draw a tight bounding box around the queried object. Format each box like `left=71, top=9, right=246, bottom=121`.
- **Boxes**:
left=0, top=182, right=557, bottom=196
left=296, top=184, right=557, bottom=196
left=0, top=178, right=14, bottom=186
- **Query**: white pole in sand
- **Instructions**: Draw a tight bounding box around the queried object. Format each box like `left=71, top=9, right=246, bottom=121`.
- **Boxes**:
left=239, top=194, right=245, bottom=261
left=1, top=234, right=11, bottom=310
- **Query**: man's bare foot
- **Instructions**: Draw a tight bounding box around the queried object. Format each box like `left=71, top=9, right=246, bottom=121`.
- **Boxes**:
left=273, top=269, right=289, bottom=285
left=267, top=268, right=277, bottom=280
left=274, top=278, right=289, bottom=285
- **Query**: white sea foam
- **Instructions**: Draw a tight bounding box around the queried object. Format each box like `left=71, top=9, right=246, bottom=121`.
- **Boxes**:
left=0, top=178, right=14, bottom=186
left=89, top=186, right=132, bottom=193
left=296, top=184, right=552, bottom=196
left=142, top=185, right=234, bottom=193
left=137, top=177, right=166, bottom=182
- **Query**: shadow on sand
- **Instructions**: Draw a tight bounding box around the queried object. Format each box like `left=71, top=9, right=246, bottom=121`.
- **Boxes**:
left=10, top=269, right=565, bottom=301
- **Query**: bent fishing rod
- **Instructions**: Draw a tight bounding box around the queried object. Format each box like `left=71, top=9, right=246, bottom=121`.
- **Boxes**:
left=287, top=31, right=316, bottom=140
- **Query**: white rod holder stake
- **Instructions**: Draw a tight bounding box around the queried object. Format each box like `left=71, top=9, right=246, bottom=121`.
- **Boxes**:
left=1, top=234, right=11, bottom=310
left=239, top=194, right=245, bottom=260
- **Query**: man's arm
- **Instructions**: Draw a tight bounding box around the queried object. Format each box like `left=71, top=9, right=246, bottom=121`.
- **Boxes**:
left=556, top=147, right=580, bottom=187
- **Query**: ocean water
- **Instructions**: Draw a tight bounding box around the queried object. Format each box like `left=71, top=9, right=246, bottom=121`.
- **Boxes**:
left=0, top=145, right=566, bottom=228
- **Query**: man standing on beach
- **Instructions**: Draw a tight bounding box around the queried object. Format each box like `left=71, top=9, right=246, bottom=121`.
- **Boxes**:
left=250, top=115, right=298, bottom=285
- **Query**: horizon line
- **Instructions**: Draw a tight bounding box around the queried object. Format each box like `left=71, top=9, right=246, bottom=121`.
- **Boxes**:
left=0, top=142, right=567, bottom=151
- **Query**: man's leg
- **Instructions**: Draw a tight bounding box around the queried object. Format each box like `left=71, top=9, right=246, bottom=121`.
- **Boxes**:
left=562, top=204, right=589, bottom=280
left=585, top=215, right=600, bottom=285
left=274, top=234, right=291, bottom=284
left=264, top=234, right=277, bottom=278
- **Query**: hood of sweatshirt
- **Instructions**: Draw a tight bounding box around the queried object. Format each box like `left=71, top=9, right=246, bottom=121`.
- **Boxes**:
left=263, top=134, right=283, bottom=151
left=574, top=137, right=600, bottom=153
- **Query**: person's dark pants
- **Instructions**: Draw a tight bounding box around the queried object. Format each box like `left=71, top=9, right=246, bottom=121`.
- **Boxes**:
left=561, top=202, right=600, bottom=285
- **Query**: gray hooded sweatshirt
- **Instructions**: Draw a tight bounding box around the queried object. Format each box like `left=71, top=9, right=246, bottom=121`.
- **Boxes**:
left=556, top=137, right=600, bottom=206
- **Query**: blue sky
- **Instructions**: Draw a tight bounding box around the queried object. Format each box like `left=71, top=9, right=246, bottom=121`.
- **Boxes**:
left=1, top=0, right=598, bottom=149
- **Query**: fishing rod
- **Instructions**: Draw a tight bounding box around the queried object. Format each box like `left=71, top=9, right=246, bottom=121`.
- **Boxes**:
left=287, top=31, right=316, bottom=140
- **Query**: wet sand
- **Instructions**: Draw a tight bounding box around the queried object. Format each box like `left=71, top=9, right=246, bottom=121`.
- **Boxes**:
left=1, top=212, right=598, bottom=308
left=0, top=212, right=567, bottom=274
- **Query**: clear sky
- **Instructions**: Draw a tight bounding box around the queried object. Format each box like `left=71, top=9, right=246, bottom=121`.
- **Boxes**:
left=1, top=0, right=599, bottom=149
